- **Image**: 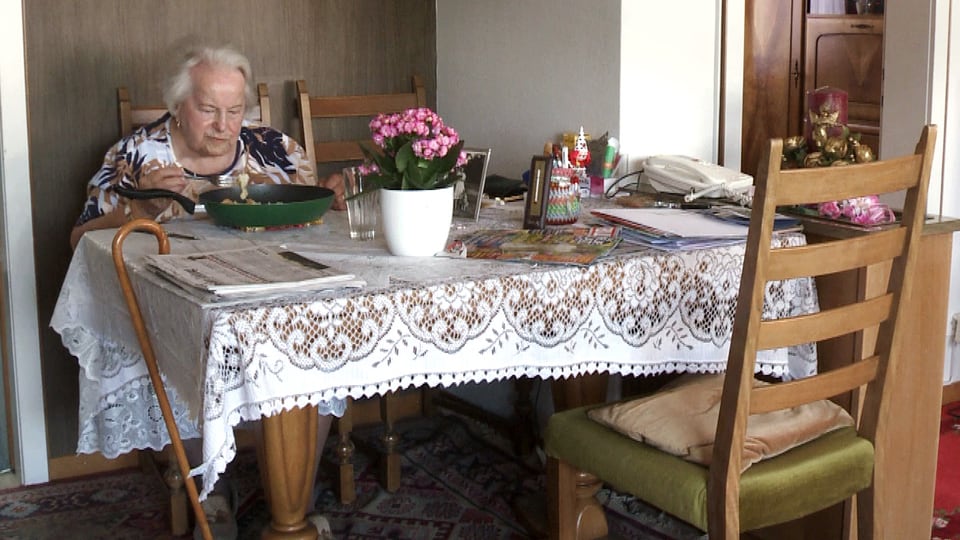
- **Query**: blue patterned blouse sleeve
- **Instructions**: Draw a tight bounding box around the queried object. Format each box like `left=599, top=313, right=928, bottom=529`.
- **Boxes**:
left=74, top=117, right=175, bottom=227
left=242, top=126, right=315, bottom=184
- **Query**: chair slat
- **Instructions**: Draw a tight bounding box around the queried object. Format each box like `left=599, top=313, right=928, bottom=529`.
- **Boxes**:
left=766, top=228, right=906, bottom=281
left=773, top=154, right=922, bottom=206
left=309, top=93, right=421, bottom=118
left=750, top=357, right=879, bottom=414
left=757, top=293, right=893, bottom=350
left=315, top=140, right=369, bottom=163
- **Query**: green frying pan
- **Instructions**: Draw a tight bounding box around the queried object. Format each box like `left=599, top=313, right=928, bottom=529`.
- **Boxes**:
left=199, top=184, right=334, bottom=228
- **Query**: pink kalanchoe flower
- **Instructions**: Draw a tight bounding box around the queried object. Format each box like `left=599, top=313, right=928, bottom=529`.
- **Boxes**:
left=362, top=106, right=465, bottom=190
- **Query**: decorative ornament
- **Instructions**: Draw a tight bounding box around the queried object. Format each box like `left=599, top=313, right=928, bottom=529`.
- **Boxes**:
left=778, top=91, right=891, bottom=227
left=571, top=126, right=592, bottom=168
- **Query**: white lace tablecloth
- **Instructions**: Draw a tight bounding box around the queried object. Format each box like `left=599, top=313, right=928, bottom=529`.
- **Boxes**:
left=50, top=201, right=819, bottom=498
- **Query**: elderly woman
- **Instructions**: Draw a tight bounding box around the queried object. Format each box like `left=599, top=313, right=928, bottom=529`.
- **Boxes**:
left=70, top=46, right=341, bottom=540
left=69, top=46, right=346, bottom=249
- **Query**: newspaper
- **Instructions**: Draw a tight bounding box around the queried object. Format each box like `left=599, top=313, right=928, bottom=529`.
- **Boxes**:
left=144, top=245, right=365, bottom=297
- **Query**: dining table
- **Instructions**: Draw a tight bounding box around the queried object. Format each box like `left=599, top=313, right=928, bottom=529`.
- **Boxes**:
left=51, top=198, right=822, bottom=539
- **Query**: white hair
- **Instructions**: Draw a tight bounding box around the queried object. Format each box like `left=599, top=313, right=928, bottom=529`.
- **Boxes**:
left=163, top=46, right=255, bottom=116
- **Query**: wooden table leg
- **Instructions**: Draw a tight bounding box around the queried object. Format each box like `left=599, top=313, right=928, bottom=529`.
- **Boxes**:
left=336, top=398, right=356, bottom=505
left=380, top=391, right=401, bottom=492
left=513, top=377, right=535, bottom=455
left=259, top=404, right=319, bottom=540
left=551, top=372, right=608, bottom=411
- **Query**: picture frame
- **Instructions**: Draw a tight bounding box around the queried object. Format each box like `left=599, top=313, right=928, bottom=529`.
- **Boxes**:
left=453, top=147, right=492, bottom=221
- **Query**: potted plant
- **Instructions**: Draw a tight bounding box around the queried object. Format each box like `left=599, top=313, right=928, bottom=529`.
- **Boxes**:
left=359, top=107, right=467, bottom=256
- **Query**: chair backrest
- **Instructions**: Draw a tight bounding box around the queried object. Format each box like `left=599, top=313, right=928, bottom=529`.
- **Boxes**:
left=709, top=125, right=937, bottom=535
left=117, top=82, right=272, bottom=138
left=296, top=75, right=426, bottom=165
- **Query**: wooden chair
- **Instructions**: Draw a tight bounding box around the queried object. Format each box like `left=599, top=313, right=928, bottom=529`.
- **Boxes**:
left=295, top=75, right=426, bottom=504
left=296, top=75, right=425, bottom=165
left=544, top=124, right=937, bottom=539
left=117, top=82, right=271, bottom=137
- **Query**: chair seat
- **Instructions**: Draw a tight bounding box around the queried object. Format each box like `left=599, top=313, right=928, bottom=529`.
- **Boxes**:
left=544, top=403, right=874, bottom=532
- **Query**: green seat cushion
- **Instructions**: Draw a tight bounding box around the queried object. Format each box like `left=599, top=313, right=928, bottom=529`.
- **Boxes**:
left=544, top=403, right=874, bottom=532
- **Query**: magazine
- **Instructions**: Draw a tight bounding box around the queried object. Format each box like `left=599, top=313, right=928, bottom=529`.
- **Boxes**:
left=446, top=227, right=621, bottom=266
left=144, top=245, right=364, bottom=297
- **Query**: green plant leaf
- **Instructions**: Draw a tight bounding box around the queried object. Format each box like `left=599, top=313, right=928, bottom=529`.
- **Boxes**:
left=406, top=161, right=429, bottom=189
left=395, top=142, right=415, bottom=174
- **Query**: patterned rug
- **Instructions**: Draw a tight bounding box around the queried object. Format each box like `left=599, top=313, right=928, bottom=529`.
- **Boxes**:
left=933, top=402, right=960, bottom=540
left=0, top=412, right=704, bottom=539
left=0, top=467, right=173, bottom=539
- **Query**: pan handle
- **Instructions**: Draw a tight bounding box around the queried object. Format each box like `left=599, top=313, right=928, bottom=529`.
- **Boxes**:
left=114, top=185, right=196, bottom=215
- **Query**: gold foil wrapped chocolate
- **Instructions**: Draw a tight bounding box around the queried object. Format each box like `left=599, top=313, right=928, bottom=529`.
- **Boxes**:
left=812, top=124, right=830, bottom=149
left=855, top=144, right=875, bottom=163
left=804, top=152, right=822, bottom=168
left=784, top=136, right=806, bottom=152
left=823, top=136, right=848, bottom=159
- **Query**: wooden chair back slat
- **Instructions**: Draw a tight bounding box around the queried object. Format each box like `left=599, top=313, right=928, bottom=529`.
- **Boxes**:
left=757, top=293, right=893, bottom=350
left=750, top=358, right=879, bottom=414
left=766, top=227, right=906, bottom=280
left=772, top=154, right=923, bottom=206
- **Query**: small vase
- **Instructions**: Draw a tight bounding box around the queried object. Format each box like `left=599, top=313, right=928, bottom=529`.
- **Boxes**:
left=380, top=186, right=454, bottom=256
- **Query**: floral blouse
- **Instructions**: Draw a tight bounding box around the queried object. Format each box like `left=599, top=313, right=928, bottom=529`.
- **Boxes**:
left=75, top=113, right=316, bottom=226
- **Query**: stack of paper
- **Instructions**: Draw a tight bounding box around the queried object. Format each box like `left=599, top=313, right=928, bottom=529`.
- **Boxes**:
left=590, top=207, right=800, bottom=252
left=145, top=245, right=365, bottom=297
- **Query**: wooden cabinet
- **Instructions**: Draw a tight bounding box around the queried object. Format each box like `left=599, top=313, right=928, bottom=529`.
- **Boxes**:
left=740, top=0, right=804, bottom=177
left=804, top=15, right=884, bottom=152
left=741, top=7, right=884, bottom=175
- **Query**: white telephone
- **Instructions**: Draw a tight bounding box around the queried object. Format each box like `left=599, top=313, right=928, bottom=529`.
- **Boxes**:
left=642, top=155, right=754, bottom=203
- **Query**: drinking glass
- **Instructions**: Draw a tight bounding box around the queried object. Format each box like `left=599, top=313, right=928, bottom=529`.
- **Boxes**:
left=342, top=166, right=379, bottom=240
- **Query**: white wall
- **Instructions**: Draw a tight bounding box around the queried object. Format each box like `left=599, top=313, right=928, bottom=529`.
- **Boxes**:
left=941, top=3, right=960, bottom=384
left=927, top=1, right=960, bottom=384
left=436, top=0, right=621, bottom=179
left=0, top=0, right=48, bottom=483
left=620, top=1, right=730, bottom=169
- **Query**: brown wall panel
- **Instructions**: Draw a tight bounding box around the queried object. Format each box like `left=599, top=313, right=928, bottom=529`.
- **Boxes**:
left=25, top=0, right=436, bottom=458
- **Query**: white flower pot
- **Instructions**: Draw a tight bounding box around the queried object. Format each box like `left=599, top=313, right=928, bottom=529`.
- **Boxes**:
left=380, top=186, right=454, bottom=256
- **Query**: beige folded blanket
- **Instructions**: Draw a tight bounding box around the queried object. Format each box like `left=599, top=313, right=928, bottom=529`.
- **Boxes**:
left=587, top=374, right=854, bottom=471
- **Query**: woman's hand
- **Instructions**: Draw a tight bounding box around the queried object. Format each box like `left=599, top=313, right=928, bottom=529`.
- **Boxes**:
left=319, top=172, right=347, bottom=211
left=125, top=164, right=188, bottom=217
left=139, top=164, right=187, bottom=192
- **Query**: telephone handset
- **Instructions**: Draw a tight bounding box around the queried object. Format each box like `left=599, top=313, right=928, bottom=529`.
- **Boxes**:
left=642, top=155, right=753, bottom=202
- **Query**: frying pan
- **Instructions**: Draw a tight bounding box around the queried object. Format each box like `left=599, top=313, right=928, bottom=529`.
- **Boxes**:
left=199, top=184, right=335, bottom=228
